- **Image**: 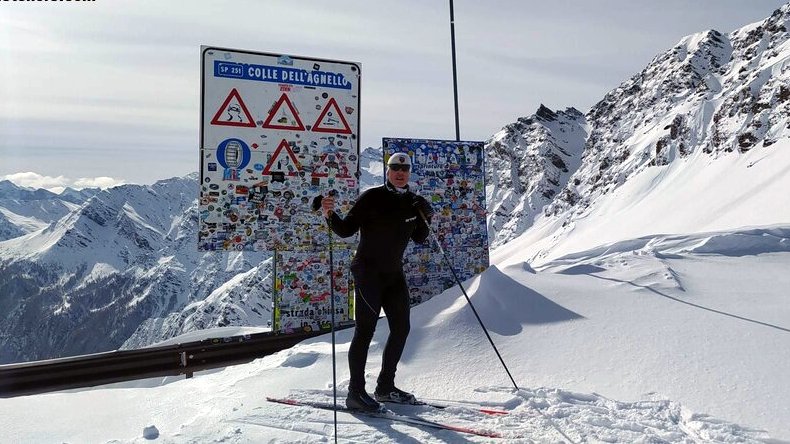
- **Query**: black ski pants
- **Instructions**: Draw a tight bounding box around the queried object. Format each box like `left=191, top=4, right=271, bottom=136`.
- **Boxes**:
left=347, top=265, right=411, bottom=393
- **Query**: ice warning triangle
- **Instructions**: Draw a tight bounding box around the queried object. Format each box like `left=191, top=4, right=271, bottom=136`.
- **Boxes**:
left=262, top=139, right=303, bottom=176
left=311, top=97, right=352, bottom=134
left=211, top=88, right=256, bottom=127
left=262, top=94, right=306, bottom=131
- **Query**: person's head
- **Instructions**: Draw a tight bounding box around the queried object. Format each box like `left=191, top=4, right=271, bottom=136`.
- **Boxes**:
left=386, top=153, right=411, bottom=188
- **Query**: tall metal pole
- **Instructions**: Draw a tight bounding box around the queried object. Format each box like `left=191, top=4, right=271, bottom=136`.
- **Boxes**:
left=446, top=0, right=523, bottom=396
left=449, top=0, right=461, bottom=141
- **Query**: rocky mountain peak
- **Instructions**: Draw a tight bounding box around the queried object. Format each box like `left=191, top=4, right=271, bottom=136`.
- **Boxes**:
left=731, top=3, right=789, bottom=57
left=485, top=105, right=587, bottom=248
left=536, top=104, right=558, bottom=122
left=675, top=29, right=731, bottom=75
left=487, top=5, right=790, bottom=248
left=0, top=180, right=94, bottom=241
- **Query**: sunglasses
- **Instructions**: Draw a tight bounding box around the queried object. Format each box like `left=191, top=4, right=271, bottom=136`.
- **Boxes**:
left=390, top=164, right=411, bottom=172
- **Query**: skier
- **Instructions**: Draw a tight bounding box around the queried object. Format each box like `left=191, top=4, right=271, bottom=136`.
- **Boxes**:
left=320, top=152, right=434, bottom=412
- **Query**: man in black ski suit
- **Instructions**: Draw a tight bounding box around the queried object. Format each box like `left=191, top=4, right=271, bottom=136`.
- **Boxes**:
left=320, top=152, right=433, bottom=412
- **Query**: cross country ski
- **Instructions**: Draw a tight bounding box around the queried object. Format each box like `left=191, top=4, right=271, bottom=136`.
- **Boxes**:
left=265, top=396, right=507, bottom=439
left=380, top=398, right=510, bottom=416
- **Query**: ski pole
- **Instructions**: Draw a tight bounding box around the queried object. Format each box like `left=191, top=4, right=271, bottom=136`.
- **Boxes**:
left=314, top=194, right=339, bottom=443
left=328, top=224, right=338, bottom=443
left=417, top=208, right=520, bottom=391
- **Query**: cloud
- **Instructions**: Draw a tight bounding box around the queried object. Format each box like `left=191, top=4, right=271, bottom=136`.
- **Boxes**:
left=1, top=172, right=124, bottom=193
left=73, top=176, right=125, bottom=190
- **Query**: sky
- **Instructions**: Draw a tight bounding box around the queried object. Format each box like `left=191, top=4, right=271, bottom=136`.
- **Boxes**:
left=1, top=0, right=788, bottom=190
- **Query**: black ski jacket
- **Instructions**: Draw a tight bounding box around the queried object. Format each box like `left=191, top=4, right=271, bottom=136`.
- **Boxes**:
left=327, top=183, right=430, bottom=271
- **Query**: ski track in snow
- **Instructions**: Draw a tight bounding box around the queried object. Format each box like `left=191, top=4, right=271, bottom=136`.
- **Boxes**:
left=218, top=386, right=770, bottom=443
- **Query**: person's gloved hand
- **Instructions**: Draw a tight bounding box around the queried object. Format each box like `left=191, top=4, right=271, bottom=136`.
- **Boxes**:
left=412, top=195, right=434, bottom=220
left=320, top=195, right=335, bottom=219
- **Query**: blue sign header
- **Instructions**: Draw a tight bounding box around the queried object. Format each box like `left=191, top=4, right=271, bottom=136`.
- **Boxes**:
left=214, top=61, right=352, bottom=90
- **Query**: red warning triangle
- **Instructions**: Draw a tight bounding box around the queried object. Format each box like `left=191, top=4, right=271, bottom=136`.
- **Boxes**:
left=311, top=151, right=351, bottom=178
left=262, top=94, right=306, bottom=131
left=311, top=98, right=352, bottom=134
left=262, top=139, right=303, bottom=176
left=211, top=88, right=256, bottom=127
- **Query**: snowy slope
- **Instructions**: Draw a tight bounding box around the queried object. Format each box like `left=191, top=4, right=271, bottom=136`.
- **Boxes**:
left=492, top=137, right=790, bottom=268
left=1, top=233, right=788, bottom=442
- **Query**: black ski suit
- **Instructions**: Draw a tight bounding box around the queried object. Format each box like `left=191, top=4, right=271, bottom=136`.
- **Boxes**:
left=326, top=182, right=431, bottom=393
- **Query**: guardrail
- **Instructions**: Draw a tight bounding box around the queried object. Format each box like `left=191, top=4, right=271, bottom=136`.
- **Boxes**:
left=0, top=325, right=354, bottom=398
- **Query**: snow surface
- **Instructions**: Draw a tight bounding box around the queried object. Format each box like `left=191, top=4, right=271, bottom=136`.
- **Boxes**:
left=1, top=226, right=788, bottom=443
left=492, top=138, right=790, bottom=268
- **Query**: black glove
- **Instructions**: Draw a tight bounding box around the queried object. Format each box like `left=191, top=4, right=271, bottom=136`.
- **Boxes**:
left=412, top=195, right=434, bottom=220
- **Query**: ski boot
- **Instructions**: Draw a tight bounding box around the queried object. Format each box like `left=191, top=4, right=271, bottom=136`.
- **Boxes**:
left=346, top=389, right=383, bottom=412
left=374, top=386, right=418, bottom=405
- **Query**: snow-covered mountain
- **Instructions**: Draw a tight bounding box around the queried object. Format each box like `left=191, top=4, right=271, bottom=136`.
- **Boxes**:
left=359, top=145, right=384, bottom=188
left=485, top=106, right=587, bottom=248
left=0, top=180, right=97, bottom=241
left=486, top=3, right=790, bottom=249
left=0, top=175, right=273, bottom=363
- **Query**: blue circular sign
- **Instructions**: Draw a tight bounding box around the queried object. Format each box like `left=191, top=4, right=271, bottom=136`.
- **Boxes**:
left=216, top=138, right=251, bottom=170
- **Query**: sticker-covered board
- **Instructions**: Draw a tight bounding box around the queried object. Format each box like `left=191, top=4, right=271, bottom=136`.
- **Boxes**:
left=272, top=248, right=355, bottom=333
left=383, top=138, right=489, bottom=305
left=199, top=47, right=361, bottom=252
